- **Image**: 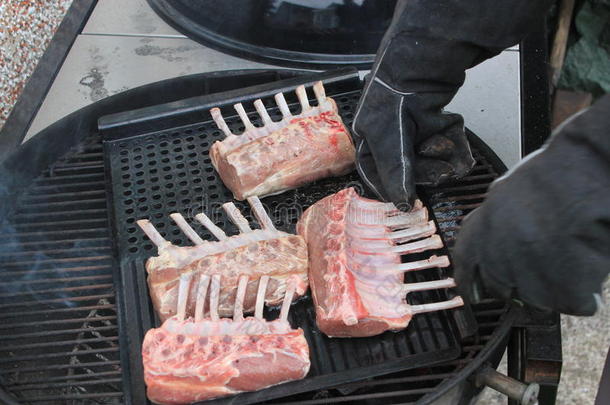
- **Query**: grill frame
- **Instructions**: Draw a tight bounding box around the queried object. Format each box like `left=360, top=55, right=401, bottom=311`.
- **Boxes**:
left=0, top=69, right=518, bottom=405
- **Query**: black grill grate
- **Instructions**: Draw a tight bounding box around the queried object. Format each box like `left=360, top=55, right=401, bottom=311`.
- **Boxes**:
left=102, top=74, right=478, bottom=405
left=0, top=70, right=510, bottom=404
left=0, top=137, right=123, bottom=404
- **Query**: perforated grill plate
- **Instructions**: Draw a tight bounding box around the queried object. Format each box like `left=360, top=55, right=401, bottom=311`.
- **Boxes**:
left=103, top=84, right=462, bottom=405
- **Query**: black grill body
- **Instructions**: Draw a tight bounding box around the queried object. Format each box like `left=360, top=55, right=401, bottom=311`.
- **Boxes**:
left=0, top=69, right=524, bottom=405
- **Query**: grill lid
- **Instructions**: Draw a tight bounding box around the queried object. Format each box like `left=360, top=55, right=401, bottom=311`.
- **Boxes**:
left=146, top=0, right=396, bottom=68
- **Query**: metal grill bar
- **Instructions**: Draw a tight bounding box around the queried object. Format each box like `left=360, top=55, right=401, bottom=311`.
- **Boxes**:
left=0, top=264, right=111, bottom=278
left=10, top=218, right=109, bottom=230
left=0, top=255, right=111, bottom=267
left=0, top=316, right=117, bottom=329
left=0, top=228, right=110, bottom=240
left=0, top=293, right=115, bottom=308
left=0, top=136, right=123, bottom=402
left=16, top=392, right=123, bottom=402
left=0, top=235, right=108, bottom=247
left=0, top=304, right=116, bottom=318
left=0, top=282, right=113, bottom=298
left=0, top=336, right=119, bottom=352
left=11, top=378, right=123, bottom=391
left=0, top=361, right=121, bottom=374
left=0, top=325, right=117, bottom=340
left=0, top=347, right=119, bottom=363
left=6, top=370, right=121, bottom=385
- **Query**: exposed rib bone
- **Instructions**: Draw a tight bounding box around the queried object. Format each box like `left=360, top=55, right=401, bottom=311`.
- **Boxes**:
left=274, top=92, right=292, bottom=118
left=279, top=280, right=296, bottom=322
left=177, top=273, right=192, bottom=321
left=383, top=210, right=429, bottom=229
left=209, top=275, right=221, bottom=322
left=247, top=196, right=276, bottom=231
left=255, top=275, right=270, bottom=319
left=351, top=198, right=423, bottom=216
left=353, top=234, right=443, bottom=255
left=295, top=85, right=311, bottom=112
left=233, top=275, right=249, bottom=321
left=210, top=108, right=234, bottom=138
left=170, top=213, right=205, bottom=245
left=389, top=235, right=443, bottom=254
left=254, top=99, right=275, bottom=127
left=389, top=221, right=437, bottom=243
left=313, top=81, right=331, bottom=109
left=222, top=202, right=252, bottom=233
left=194, top=212, right=227, bottom=240
left=194, top=275, right=210, bottom=322
left=136, top=219, right=169, bottom=248
left=410, top=296, right=464, bottom=315
left=234, top=103, right=256, bottom=132
left=382, top=255, right=450, bottom=272
left=402, top=278, right=456, bottom=294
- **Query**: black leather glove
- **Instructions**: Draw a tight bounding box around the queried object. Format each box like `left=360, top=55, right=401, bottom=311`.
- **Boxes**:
left=353, top=0, right=552, bottom=210
left=454, top=95, right=610, bottom=316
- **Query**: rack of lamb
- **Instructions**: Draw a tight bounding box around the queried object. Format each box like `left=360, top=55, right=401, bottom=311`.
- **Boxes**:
left=297, top=187, right=463, bottom=337
left=209, top=81, right=355, bottom=200
left=137, top=196, right=308, bottom=321
left=142, top=272, right=310, bottom=404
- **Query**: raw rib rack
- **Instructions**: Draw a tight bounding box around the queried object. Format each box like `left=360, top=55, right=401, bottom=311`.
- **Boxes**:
left=136, top=196, right=308, bottom=322
left=209, top=81, right=355, bottom=200
left=142, top=272, right=310, bottom=404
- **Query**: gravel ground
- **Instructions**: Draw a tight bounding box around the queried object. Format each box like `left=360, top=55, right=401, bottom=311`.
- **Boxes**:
left=0, top=0, right=73, bottom=130
left=0, top=2, right=608, bottom=404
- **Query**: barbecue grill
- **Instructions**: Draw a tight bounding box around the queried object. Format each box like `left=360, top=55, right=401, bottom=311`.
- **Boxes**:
left=0, top=68, right=562, bottom=405
left=0, top=1, right=562, bottom=404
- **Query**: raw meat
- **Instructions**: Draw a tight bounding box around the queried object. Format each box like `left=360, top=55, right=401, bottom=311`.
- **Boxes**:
left=137, top=196, right=308, bottom=321
left=210, top=81, right=355, bottom=200
left=297, top=187, right=463, bottom=337
left=142, top=272, right=310, bottom=404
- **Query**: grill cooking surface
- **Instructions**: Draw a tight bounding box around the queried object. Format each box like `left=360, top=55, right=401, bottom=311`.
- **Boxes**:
left=103, top=75, right=466, bottom=404
left=0, top=137, right=123, bottom=404
left=0, top=70, right=510, bottom=405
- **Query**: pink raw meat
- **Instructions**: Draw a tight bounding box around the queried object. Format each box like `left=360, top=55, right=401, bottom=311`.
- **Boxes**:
left=297, top=187, right=463, bottom=337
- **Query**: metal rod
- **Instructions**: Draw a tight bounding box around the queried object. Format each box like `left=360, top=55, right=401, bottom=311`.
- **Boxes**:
left=475, top=364, right=539, bottom=405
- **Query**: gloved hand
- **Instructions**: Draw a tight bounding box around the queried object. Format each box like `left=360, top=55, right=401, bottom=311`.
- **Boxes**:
left=353, top=0, right=552, bottom=210
left=453, top=95, right=610, bottom=316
